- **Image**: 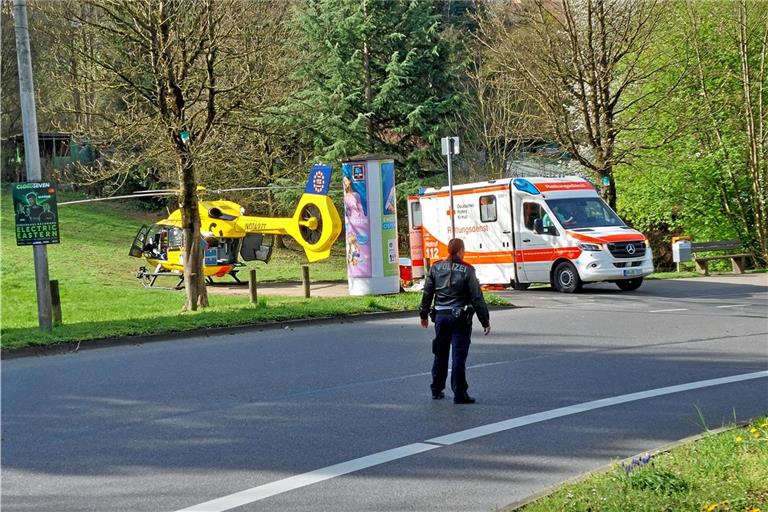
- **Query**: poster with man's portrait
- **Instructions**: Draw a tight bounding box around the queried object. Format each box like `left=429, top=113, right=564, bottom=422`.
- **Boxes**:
left=12, top=182, right=60, bottom=246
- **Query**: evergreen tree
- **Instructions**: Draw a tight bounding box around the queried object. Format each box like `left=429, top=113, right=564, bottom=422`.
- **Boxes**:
left=291, top=0, right=461, bottom=178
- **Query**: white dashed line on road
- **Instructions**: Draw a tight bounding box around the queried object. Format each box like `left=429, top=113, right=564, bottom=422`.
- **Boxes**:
left=175, top=370, right=768, bottom=512
left=716, top=304, right=747, bottom=308
left=649, top=308, right=689, bottom=313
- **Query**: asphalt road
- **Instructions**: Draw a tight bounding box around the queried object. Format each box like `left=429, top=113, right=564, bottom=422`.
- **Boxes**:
left=2, top=274, right=767, bottom=512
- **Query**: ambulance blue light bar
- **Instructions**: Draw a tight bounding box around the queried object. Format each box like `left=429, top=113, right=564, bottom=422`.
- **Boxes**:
left=513, top=178, right=540, bottom=195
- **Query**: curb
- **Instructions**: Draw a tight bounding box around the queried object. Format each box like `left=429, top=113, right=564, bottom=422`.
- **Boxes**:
left=1, top=305, right=514, bottom=360
left=502, top=421, right=753, bottom=511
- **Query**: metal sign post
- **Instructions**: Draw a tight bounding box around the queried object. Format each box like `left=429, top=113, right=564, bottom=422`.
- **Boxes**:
left=441, top=137, right=460, bottom=239
left=14, top=0, right=53, bottom=331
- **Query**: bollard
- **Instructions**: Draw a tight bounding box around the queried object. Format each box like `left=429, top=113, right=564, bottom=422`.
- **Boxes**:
left=50, top=280, right=62, bottom=326
left=249, top=269, right=258, bottom=304
left=302, top=265, right=310, bottom=298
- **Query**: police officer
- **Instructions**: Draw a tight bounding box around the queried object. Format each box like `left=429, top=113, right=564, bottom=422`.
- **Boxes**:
left=419, top=238, right=490, bottom=404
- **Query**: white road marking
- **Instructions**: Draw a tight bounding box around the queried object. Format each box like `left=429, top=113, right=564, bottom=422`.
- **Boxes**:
left=176, top=370, right=768, bottom=512
left=177, top=443, right=439, bottom=512
left=716, top=304, right=747, bottom=309
left=649, top=308, right=689, bottom=313
left=427, top=371, right=767, bottom=445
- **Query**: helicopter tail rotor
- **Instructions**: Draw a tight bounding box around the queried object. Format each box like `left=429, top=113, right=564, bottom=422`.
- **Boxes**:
left=281, top=165, right=341, bottom=261
left=286, top=192, right=341, bottom=262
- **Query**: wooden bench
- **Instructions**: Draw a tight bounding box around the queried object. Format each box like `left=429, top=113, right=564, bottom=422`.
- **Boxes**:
left=691, top=239, right=753, bottom=275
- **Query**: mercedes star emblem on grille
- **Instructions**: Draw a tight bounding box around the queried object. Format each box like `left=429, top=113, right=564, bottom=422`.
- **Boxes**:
left=626, top=243, right=636, bottom=255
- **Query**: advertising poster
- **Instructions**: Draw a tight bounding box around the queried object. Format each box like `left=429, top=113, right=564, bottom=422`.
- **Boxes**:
left=380, top=161, right=398, bottom=277
left=343, top=162, right=371, bottom=277
left=12, top=181, right=60, bottom=246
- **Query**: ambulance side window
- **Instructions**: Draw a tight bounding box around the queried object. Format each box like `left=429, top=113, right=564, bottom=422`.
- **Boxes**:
left=479, top=195, right=497, bottom=222
left=523, top=202, right=543, bottom=231
left=410, top=201, right=422, bottom=228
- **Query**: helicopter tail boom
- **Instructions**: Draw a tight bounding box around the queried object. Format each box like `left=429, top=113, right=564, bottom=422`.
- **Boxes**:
left=236, top=165, right=342, bottom=262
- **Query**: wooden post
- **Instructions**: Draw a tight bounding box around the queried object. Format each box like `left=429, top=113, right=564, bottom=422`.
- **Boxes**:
left=50, top=279, right=62, bottom=326
left=302, top=265, right=310, bottom=298
left=249, top=269, right=257, bottom=304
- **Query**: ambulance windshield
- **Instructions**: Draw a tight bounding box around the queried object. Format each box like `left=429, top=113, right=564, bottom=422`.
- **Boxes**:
left=545, top=197, right=625, bottom=229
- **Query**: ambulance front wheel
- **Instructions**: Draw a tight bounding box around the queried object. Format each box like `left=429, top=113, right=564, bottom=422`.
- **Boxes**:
left=616, top=277, right=643, bottom=291
left=553, top=261, right=582, bottom=293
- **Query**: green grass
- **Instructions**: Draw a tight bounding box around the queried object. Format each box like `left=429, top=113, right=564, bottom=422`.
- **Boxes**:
left=647, top=270, right=706, bottom=280
left=648, top=268, right=767, bottom=280
left=0, top=188, right=507, bottom=349
left=511, top=417, right=768, bottom=512
left=0, top=293, right=423, bottom=349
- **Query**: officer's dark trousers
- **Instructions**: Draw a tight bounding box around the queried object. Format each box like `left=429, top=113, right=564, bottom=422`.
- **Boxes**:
left=431, top=312, right=472, bottom=397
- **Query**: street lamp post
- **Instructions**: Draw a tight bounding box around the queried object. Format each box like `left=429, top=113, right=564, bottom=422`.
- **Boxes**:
left=441, top=137, right=460, bottom=239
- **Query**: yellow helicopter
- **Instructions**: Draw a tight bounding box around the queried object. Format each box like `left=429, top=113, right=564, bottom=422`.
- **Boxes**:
left=62, top=165, right=342, bottom=288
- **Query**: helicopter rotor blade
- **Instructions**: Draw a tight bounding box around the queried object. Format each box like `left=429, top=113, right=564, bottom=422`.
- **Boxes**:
left=132, top=189, right=179, bottom=194
left=208, top=186, right=303, bottom=194
left=58, top=192, right=178, bottom=206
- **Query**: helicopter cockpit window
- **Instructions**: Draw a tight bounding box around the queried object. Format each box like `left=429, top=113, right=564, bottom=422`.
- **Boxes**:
left=142, top=225, right=170, bottom=260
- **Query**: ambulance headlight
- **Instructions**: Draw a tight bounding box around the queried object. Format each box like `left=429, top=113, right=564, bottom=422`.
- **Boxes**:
left=578, top=243, right=602, bottom=251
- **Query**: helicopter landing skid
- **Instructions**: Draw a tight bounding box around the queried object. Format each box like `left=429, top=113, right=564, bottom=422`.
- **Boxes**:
left=137, top=265, right=184, bottom=290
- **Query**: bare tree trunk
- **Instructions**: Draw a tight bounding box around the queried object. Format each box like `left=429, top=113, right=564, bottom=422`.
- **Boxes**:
left=738, top=0, right=768, bottom=263
left=178, top=147, right=208, bottom=310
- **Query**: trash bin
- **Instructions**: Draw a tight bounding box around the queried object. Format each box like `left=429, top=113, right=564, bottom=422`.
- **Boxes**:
left=672, top=237, right=692, bottom=263
left=399, top=257, right=413, bottom=283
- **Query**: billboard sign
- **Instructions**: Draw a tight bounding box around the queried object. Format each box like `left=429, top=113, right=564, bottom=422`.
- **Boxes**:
left=12, top=181, right=60, bottom=246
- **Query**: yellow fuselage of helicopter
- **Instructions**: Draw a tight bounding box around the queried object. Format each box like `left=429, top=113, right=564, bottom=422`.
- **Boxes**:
left=144, top=191, right=341, bottom=277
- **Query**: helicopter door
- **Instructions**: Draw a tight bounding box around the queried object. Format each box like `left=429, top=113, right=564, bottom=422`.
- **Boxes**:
left=240, top=233, right=273, bottom=263
left=129, top=225, right=151, bottom=258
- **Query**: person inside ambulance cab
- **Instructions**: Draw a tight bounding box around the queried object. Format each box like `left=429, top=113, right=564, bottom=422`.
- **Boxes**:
left=542, top=204, right=575, bottom=231
left=552, top=205, right=575, bottom=226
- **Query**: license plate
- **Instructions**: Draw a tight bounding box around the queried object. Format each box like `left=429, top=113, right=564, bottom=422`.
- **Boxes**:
left=623, top=268, right=642, bottom=277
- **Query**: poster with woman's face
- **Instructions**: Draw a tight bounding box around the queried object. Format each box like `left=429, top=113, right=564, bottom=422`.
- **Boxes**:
left=342, top=162, right=371, bottom=278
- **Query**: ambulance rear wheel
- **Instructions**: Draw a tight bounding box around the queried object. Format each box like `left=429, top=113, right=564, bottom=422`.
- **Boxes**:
left=553, top=262, right=582, bottom=293
left=512, top=281, right=530, bottom=291
left=616, top=277, right=643, bottom=291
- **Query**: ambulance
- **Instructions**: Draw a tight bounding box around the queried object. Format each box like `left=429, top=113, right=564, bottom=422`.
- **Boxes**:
left=407, top=176, right=653, bottom=292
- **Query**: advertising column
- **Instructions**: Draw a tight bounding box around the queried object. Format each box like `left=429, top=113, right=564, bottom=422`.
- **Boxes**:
left=342, top=156, right=399, bottom=295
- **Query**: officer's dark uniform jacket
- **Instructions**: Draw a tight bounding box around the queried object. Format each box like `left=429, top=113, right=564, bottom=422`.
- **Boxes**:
left=419, top=258, right=490, bottom=327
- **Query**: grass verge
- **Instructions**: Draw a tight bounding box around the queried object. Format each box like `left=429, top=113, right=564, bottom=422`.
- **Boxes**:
left=510, top=416, right=768, bottom=512
left=648, top=269, right=767, bottom=280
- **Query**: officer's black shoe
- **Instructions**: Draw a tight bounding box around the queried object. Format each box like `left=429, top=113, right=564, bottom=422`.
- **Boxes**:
left=454, top=395, right=476, bottom=404
left=432, top=391, right=445, bottom=400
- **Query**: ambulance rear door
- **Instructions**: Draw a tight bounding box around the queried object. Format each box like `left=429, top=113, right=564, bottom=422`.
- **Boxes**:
left=406, top=195, right=425, bottom=278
